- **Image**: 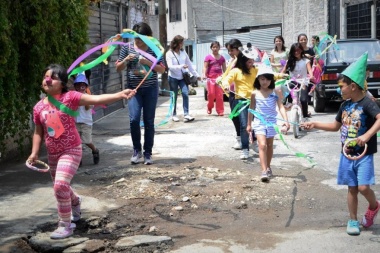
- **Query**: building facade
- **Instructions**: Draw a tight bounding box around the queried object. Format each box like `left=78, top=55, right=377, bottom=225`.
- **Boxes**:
left=283, top=0, right=380, bottom=48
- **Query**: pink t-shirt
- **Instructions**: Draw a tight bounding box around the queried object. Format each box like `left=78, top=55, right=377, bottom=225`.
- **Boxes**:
left=33, top=91, right=82, bottom=154
left=204, top=54, right=225, bottom=78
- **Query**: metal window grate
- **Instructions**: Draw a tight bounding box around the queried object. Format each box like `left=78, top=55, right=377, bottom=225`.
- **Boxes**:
left=346, top=2, right=371, bottom=38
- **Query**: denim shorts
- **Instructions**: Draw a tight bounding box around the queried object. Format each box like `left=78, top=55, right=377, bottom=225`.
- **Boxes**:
left=337, top=153, right=375, bottom=186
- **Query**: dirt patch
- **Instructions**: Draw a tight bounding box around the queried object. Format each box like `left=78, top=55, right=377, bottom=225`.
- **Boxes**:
left=7, top=154, right=347, bottom=253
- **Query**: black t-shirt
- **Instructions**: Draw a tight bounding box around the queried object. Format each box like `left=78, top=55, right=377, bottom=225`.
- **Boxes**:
left=304, top=47, right=315, bottom=66
left=336, top=96, right=380, bottom=155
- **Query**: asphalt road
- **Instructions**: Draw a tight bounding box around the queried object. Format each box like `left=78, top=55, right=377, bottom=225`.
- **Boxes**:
left=1, top=84, right=380, bottom=252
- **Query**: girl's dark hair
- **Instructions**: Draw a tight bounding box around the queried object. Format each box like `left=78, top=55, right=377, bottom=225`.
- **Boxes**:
left=132, top=22, right=153, bottom=36
left=273, top=35, right=286, bottom=52
left=286, top=43, right=305, bottom=72
left=170, top=35, right=184, bottom=51
left=210, top=41, right=220, bottom=49
left=227, top=38, right=243, bottom=50
left=254, top=74, right=275, bottom=90
left=43, top=64, right=68, bottom=93
left=297, top=33, right=308, bottom=42
left=235, top=52, right=251, bottom=75
left=312, top=35, right=320, bottom=43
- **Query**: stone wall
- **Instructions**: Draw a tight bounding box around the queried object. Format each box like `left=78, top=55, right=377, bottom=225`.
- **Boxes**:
left=283, top=0, right=328, bottom=48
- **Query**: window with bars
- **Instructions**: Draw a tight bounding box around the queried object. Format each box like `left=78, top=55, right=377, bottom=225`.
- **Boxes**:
left=346, top=2, right=371, bottom=38
left=169, top=0, right=181, bottom=22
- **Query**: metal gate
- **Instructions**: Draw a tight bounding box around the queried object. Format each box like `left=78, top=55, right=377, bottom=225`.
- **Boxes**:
left=196, top=26, right=281, bottom=75
left=88, top=2, right=128, bottom=121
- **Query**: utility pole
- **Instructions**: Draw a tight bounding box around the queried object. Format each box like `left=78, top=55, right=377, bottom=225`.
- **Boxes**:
left=158, top=0, right=169, bottom=92
left=222, top=0, right=224, bottom=45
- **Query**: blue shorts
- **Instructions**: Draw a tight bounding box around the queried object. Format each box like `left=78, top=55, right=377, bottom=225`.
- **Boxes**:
left=337, top=153, right=375, bottom=186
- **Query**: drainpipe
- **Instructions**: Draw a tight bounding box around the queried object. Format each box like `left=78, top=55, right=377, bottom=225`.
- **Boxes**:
left=119, top=1, right=126, bottom=106
left=340, top=0, right=347, bottom=39
left=371, top=3, right=376, bottom=39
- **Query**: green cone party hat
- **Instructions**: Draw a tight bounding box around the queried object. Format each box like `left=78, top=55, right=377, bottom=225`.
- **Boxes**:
left=341, top=52, right=368, bottom=89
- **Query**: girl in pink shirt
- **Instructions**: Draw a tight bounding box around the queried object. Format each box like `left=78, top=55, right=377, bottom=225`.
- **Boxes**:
left=28, top=64, right=135, bottom=239
left=203, top=41, right=226, bottom=116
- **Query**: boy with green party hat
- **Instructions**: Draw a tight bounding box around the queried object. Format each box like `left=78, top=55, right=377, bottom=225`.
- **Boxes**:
left=302, top=52, right=380, bottom=235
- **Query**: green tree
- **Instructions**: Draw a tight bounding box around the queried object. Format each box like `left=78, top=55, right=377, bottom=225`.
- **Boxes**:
left=0, top=0, right=90, bottom=160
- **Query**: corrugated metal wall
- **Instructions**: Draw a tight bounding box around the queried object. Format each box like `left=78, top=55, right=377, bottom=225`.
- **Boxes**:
left=196, top=26, right=281, bottom=75
left=88, top=2, right=127, bottom=122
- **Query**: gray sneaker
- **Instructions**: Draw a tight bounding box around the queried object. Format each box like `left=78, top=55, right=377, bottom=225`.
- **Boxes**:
left=261, top=171, right=269, bottom=182
left=184, top=115, right=195, bottom=122
left=144, top=153, right=153, bottom=165
left=131, top=149, right=142, bottom=164
left=266, top=168, right=273, bottom=177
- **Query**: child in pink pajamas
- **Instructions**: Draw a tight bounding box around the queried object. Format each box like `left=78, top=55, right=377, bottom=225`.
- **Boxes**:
left=28, top=64, right=135, bottom=239
left=203, top=41, right=226, bottom=116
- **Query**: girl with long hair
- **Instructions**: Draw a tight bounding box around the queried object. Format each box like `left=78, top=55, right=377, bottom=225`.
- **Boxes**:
left=270, top=35, right=289, bottom=73
left=282, top=43, right=314, bottom=118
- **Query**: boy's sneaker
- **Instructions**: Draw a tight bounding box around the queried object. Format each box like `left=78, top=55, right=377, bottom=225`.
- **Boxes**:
left=184, top=115, right=195, bottom=122
left=172, top=116, right=180, bottom=122
left=362, top=200, right=380, bottom=228
left=131, top=149, right=142, bottom=164
left=92, top=149, right=100, bottom=164
left=50, top=221, right=76, bottom=239
left=240, top=149, right=249, bottom=160
left=346, top=220, right=360, bottom=235
left=261, top=171, right=269, bottom=182
left=266, top=168, right=273, bottom=177
left=71, top=196, right=82, bottom=222
left=144, top=153, right=153, bottom=165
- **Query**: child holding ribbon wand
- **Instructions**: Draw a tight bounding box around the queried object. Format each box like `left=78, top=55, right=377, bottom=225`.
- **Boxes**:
left=27, top=64, right=135, bottom=239
left=247, top=66, right=289, bottom=182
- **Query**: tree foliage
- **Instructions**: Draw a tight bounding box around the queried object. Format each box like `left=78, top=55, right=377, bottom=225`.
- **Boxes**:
left=0, top=0, right=90, bottom=159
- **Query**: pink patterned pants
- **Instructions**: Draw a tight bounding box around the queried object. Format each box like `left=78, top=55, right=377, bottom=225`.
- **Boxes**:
left=48, top=145, right=82, bottom=223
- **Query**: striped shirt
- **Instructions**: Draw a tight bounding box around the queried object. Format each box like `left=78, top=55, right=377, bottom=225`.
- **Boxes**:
left=118, top=42, right=162, bottom=88
left=253, top=91, right=278, bottom=125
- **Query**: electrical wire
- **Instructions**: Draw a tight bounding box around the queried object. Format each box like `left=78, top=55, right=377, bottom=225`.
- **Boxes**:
left=206, top=0, right=282, bottom=17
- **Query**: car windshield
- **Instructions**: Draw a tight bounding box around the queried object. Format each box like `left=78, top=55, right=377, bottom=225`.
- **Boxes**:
left=326, top=40, right=380, bottom=64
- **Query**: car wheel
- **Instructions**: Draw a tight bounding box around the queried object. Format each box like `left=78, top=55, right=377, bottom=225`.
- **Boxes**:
left=313, top=91, right=326, bottom=112
left=204, top=87, right=208, bottom=101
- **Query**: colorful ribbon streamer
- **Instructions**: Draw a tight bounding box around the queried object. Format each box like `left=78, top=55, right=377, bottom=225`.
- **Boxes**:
left=248, top=108, right=316, bottom=166
left=140, top=89, right=175, bottom=128
left=67, top=29, right=164, bottom=88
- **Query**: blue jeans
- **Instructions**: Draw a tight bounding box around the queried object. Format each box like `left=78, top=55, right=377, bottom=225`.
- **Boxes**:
left=233, top=99, right=249, bottom=150
left=168, top=76, right=189, bottom=116
left=128, top=85, right=158, bottom=155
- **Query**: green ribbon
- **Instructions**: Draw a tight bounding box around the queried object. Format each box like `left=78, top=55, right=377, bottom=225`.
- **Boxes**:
left=248, top=108, right=317, bottom=167
left=47, top=95, right=79, bottom=117
left=69, top=45, right=116, bottom=78
left=229, top=100, right=250, bottom=119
